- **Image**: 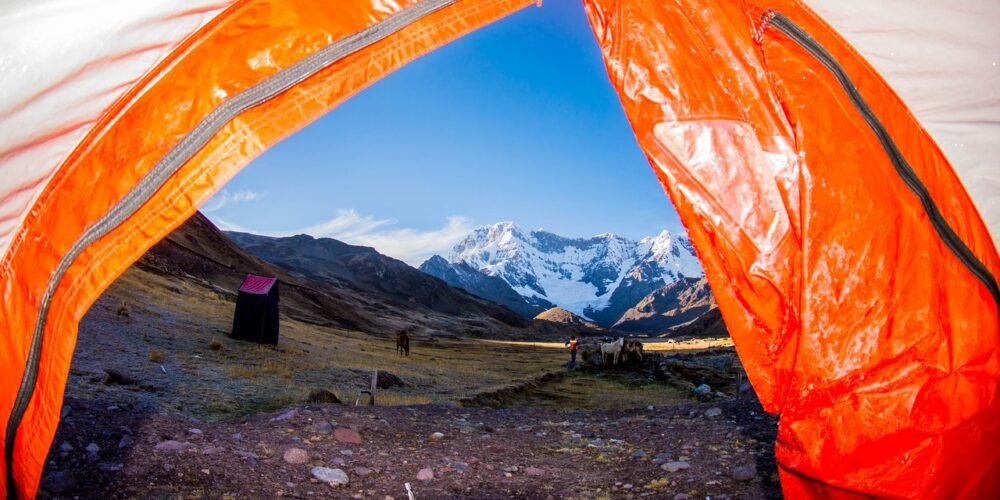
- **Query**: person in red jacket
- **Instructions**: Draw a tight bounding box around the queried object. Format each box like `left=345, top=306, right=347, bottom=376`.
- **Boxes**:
left=564, top=335, right=580, bottom=367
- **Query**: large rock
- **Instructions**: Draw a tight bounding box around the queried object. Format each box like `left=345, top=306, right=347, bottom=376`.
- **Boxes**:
left=305, top=420, right=334, bottom=434
left=103, top=368, right=138, bottom=386
left=283, top=447, right=310, bottom=464
left=308, top=389, right=343, bottom=404
left=334, top=427, right=362, bottom=444
left=732, top=465, right=757, bottom=482
left=40, top=470, right=75, bottom=494
left=661, top=461, right=691, bottom=472
left=416, top=468, right=434, bottom=481
left=376, top=372, right=407, bottom=389
left=311, top=467, right=349, bottom=487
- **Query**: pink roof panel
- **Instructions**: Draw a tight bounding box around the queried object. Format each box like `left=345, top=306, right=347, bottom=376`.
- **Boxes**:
left=239, top=274, right=277, bottom=294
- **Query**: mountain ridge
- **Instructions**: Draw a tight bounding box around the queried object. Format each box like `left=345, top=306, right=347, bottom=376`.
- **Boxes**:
left=421, top=222, right=706, bottom=332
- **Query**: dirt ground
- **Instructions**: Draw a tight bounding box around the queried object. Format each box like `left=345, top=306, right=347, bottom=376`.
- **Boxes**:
left=41, top=395, right=779, bottom=499
left=37, top=266, right=781, bottom=499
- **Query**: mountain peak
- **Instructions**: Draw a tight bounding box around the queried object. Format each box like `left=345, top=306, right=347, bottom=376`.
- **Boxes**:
left=444, top=222, right=704, bottom=322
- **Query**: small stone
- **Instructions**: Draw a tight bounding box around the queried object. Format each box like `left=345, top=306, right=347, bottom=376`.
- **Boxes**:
left=694, top=384, right=712, bottom=395
left=284, top=448, right=310, bottom=464
left=428, top=432, right=445, bottom=442
left=631, top=449, right=647, bottom=458
left=201, top=469, right=211, bottom=475
left=106, top=405, right=120, bottom=412
left=271, top=408, right=298, bottom=422
left=502, top=466, right=518, bottom=473
left=85, top=443, right=100, bottom=453
left=416, top=467, right=434, bottom=481
left=59, top=441, right=74, bottom=453
left=524, top=467, right=544, bottom=476
left=352, top=466, right=373, bottom=476
left=311, top=466, right=349, bottom=487
left=40, top=470, right=75, bottom=493
left=704, top=408, right=723, bottom=418
left=188, top=428, right=203, bottom=435
left=674, top=494, right=691, bottom=500
left=331, top=457, right=347, bottom=466
left=485, top=464, right=495, bottom=471
left=201, top=446, right=226, bottom=455
left=163, top=463, right=175, bottom=472
left=305, top=420, right=334, bottom=434
left=118, top=435, right=133, bottom=449
left=232, top=432, right=243, bottom=441
left=60, top=406, right=72, bottom=419
left=661, top=461, right=691, bottom=472
left=453, top=462, right=469, bottom=472
left=732, top=465, right=757, bottom=482
left=334, top=428, right=362, bottom=444
left=653, top=453, right=672, bottom=464
left=340, top=449, right=354, bottom=456
left=98, top=462, right=123, bottom=473
left=154, top=440, right=193, bottom=453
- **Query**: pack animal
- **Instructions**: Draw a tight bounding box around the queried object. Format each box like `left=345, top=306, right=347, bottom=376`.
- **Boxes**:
left=396, top=329, right=410, bottom=357
left=621, top=339, right=644, bottom=364
left=600, top=337, right=625, bottom=366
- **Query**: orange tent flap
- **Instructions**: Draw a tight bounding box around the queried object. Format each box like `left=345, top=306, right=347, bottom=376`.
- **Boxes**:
left=0, top=1, right=532, bottom=497
left=582, top=0, right=999, bottom=497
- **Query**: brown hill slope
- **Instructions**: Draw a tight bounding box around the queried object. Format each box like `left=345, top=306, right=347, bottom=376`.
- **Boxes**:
left=534, top=307, right=601, bottom=330
left=611, top=277, right=715, bottom=333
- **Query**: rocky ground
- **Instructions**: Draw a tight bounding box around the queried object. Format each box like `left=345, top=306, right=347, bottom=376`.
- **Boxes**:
left=35, top=260, right=782, bottom=498
left=41, top=394, right=778, bottom=499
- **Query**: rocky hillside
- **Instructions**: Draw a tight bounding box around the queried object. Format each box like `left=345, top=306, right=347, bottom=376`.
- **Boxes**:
left=224, top=231, right=529, bottom=329
left=419, top=255, right=553, bottom=318
left=612, top=277, right=715, bottom=332
left=533, top=307, right=601, bottom=330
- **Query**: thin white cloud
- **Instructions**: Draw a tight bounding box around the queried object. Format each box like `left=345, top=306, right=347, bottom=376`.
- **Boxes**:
left=202, top=189, right=264, bottom=212
left=286, top=209, right=395, bottom=241
left=211, top=208, right=474, bottom=266
left=335, top=215, right=473, bottom=266
left=211, top=217, right=254, bottom=233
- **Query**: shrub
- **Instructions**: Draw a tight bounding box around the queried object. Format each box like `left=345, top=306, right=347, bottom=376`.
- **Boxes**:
left=209, top=337, right=222, bottom=351
left=149, top=350, right=163, bottom=362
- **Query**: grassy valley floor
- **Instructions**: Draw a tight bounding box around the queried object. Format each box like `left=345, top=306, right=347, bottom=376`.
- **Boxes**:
left=40, top=266, right=780, bottom=498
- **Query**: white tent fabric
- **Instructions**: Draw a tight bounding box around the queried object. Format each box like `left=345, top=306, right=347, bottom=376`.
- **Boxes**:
left=0, top=0, right=996, bottom=265
left=0, top=0, right=235, bottom=263
left=806, top=0, right=1000, bottom=248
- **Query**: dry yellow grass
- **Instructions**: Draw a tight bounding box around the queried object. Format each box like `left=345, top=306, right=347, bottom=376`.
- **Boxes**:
left=96, top=267, right=716, bottom=418
left=484, top=337, right=734, bottom=352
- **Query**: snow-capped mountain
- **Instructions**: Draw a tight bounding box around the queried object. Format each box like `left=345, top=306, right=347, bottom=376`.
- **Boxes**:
left=422, top=222, right=703, bottom=326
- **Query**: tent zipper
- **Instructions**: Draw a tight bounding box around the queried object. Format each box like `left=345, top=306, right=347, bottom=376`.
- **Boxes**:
left=3, top=1, right=459, bottom=497
left=765, top=11, right=1000, bottom=314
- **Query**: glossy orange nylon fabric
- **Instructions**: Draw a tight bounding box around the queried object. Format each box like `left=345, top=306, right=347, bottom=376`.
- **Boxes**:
left=582, top=0, right=1000, bottom=497
left=0, top=1, right=532, bottom=496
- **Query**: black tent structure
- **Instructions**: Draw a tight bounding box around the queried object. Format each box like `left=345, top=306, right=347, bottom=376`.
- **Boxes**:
left=230, top=274, right=280, bottom=345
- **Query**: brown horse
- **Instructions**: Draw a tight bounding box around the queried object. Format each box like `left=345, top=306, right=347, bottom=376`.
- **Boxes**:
left=396, top=329, right=410, bottom=357
left=621, top=339, right=644, bottom=364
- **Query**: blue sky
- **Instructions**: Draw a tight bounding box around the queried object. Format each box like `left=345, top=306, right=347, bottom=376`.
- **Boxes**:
left=205, top=0, right=683, bottom=265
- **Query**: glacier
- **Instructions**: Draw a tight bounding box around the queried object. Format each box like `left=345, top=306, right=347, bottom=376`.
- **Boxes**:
left=446, top=222, right=703, bottom=319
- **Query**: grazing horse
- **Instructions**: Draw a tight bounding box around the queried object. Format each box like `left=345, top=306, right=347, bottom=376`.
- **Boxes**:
left=396, top=329, right=410, bottom=357
left=622, top=339, right=644, bottom=364
left=600, top=337, right=624, bottom=366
